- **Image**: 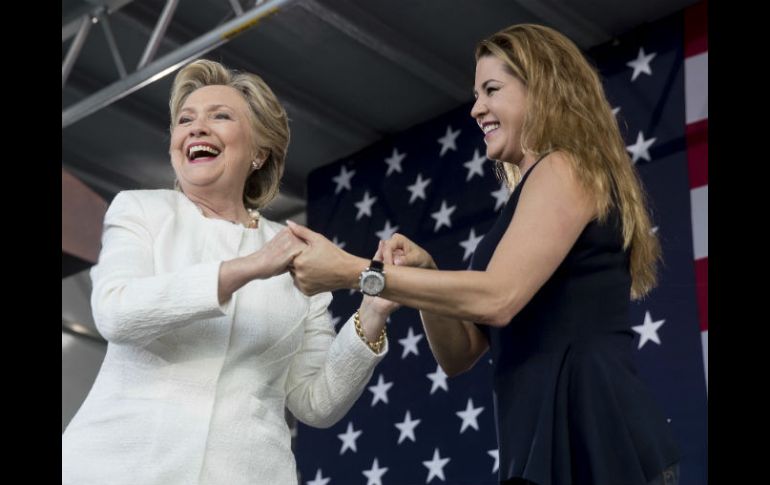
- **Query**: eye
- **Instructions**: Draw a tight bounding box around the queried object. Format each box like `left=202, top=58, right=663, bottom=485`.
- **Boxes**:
left=178, top=116, right=192, bottom=124
left=486, top=86, right=499, bottom=96
left=214, top=112, right=232, bottom=120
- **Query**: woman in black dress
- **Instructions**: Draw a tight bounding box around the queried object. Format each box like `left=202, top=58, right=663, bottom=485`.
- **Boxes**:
left=286, top=23, right=680, bottom=485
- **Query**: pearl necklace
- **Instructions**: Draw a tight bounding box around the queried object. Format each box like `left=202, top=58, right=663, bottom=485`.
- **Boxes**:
left=245, top=208, right=260, bottom=229
left=194, top=202, right=260, bottom=228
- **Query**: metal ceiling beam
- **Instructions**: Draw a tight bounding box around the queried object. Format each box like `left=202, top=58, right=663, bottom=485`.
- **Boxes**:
left=62, top=0, right=136, bottom=42
left=99, top=12, right=128, bottom=79
left=67, top=0, right=380, bottom=146
left=63, top=0, right=378, bottom=147
left=62, top=15, right=94, bottom=88
left=299, top=0, right=471, bottom=102
left=63, top=1, right=137, bottom=88
left=65, top=70, right=169, bottom=132
left=227, top=0, right=245, bottom=17
left=62, top=0, right=298, bottom=129
left=136, top=0, right=180, bottom=70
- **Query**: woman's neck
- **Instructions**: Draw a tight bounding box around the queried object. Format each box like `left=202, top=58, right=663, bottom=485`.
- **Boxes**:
left=185, top=191, right=248, bottom=225
left=516, top=151, right=540, bottom=177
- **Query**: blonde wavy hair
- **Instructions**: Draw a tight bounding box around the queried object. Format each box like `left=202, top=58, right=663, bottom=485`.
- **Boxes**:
left=475, top=24, right=661, bottom=298
left=169, top=59, right=289, bottom=209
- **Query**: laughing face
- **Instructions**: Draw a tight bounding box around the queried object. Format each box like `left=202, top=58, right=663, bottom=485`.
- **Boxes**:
left=170, top=85, right=257, bottom=196
left=471, top=55, right=529, bottom=165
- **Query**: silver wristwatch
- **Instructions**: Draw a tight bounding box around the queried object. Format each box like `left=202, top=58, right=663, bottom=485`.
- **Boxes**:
left=359, top=260, right=385, bottom=296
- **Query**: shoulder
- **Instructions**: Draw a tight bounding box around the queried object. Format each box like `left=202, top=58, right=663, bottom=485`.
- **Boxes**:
left=528, top=151, right=579, bottom=187
left=109, top=189, right=182, bottom=211
left=105, top=189, right=190, bottom=231
left=520, top=151, right=595, bottom=222
left=523, top=151, right=593, bottom=211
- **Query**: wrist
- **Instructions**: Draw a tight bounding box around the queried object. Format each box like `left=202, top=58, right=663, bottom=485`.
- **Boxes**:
left=354, top=308, right=387, bottom=353
left=250, top=252, right=272, bottom=280
left=360, top=296, right=392, bottom=320
left=223, top=257, right=249, bottom=284
left=348, top=255, right=370, bottom=290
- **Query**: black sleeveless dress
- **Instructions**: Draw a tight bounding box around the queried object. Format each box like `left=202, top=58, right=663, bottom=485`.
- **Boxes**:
left=469, top=158, right=680, bottom=485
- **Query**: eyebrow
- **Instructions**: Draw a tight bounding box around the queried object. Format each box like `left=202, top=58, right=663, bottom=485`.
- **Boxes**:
left=473, top=79, right=501, bottom=97
left=179, top=104, right=235, bottom=113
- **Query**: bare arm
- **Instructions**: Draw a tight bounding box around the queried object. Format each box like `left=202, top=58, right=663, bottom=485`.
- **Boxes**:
left=289, top=152, right=595, bottom=327
left=382, top=237, right=488, bottom=376
left=420, top=313, right=488, bottom=376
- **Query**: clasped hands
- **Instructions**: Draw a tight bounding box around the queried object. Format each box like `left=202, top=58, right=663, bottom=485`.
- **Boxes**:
left=256, top=221, right=435, bottom=315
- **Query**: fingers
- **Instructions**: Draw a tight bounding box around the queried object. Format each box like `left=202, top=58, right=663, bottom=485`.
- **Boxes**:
left=259, top=232, right=306, bottom=277
left=285, top=220, right=317, bottom=243
left=270, top=230, right=305, bottom=259
left=382, top=232, right=415, bottom=267
left=392, top=248, right=406, bottom=266
left=285, top=229, right=308, bottom=247
left=378, top=240, right=397, bottom=265
left=288, top=242, right=306, bottom=259
left=384, top=234, right=432, bottom=268
left=381, top=237, right=405, bottom=265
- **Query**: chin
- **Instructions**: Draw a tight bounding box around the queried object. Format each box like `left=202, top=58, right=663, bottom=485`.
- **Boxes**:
left=485, top=149, right=502, bottom=161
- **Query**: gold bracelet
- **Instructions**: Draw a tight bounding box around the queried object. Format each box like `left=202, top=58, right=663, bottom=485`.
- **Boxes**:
left=353, top=310, right=387, bottom=354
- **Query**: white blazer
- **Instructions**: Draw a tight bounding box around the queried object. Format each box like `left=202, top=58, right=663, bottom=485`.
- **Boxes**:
left=62, top=190, right=387, bottom=485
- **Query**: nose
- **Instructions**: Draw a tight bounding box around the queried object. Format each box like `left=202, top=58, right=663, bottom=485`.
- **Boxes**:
left=188, top=118, right=209, bottom=137
left=470, top=97, right=486, bottom=120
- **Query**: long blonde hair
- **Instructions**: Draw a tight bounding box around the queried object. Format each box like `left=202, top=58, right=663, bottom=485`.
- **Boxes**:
left=476, top=24, right=660, bottom=299
left=169, top=59, right=289, bottom=210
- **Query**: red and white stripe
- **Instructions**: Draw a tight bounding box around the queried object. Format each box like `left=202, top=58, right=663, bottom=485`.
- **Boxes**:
left=684, top=0, right=708, bottom=390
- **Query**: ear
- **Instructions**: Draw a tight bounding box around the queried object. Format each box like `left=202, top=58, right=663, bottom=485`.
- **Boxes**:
left=255, top=148, right=269, bottom=168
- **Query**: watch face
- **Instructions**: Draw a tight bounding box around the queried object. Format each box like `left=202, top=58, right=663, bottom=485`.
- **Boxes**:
left=361, top=272, right=385, bottom=295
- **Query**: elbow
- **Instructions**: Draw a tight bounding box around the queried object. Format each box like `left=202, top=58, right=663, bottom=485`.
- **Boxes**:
left=303, top=417, right=337, bottom=430
left=486, top=313, right=513, bottom=328
left=92, top=296, right=144, bottom=345
left=93, top=311, right=133, bottom=344
left=441, top=362, right=470, bottom=379
left=295, top=407, right=346, bottom=430
left=288, top=392, right=352, bottom=430
left=435, top=346, right=480, bottom=378
left=475, top=293, right=520, bottom=328
left=91, top=287, right=142, bottom=345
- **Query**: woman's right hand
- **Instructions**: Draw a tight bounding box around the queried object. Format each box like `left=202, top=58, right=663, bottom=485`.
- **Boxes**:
left=381, top=233, right=437, bottom=270
left=219, top=228, right=306, bottom=304
left=252, top=228, right=308, bottom=279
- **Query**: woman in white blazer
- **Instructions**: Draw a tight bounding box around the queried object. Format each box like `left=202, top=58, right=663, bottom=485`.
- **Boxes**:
left=62, top=59, right=394, bottom=485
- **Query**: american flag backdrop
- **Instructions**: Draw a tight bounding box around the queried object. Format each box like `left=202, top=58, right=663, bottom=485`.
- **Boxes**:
left=296, top=3, right=708, bottom=484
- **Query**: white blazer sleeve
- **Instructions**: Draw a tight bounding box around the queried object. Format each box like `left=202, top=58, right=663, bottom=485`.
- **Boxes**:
left=284, top=292, right=388, bottom=428
left=90, top=192, right=229, bottom=346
